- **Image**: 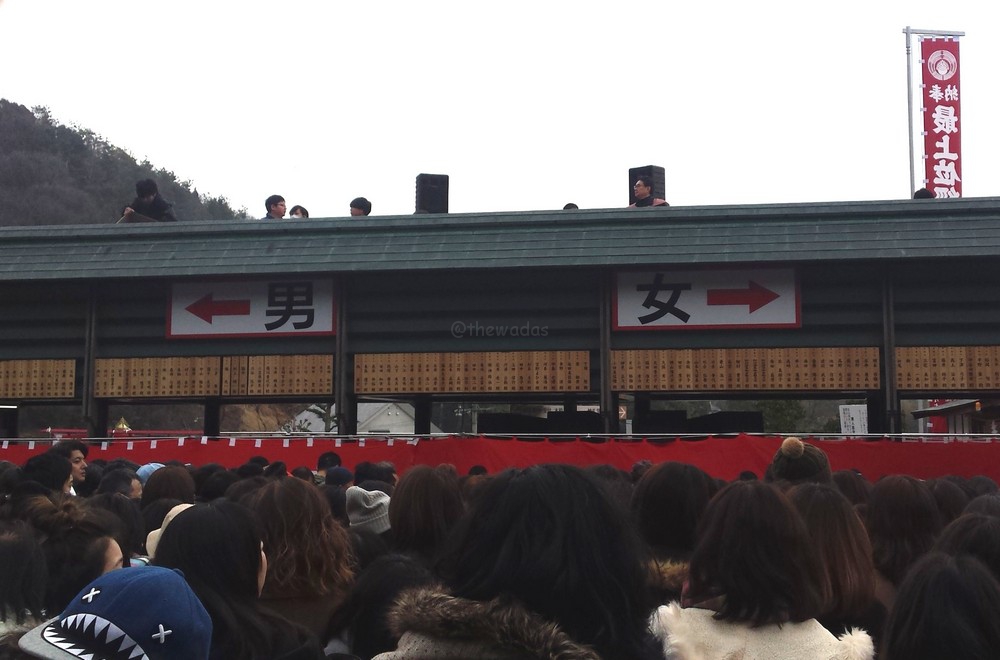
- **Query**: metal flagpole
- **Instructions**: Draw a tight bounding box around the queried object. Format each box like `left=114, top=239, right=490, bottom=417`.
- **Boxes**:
left=905, top=27, right=915, bottom=196
left=902, top=26, right=966, bottom=197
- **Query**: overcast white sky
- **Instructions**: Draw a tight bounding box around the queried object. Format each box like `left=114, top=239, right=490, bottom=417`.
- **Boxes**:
left=1, top=1, right=997, bottom=218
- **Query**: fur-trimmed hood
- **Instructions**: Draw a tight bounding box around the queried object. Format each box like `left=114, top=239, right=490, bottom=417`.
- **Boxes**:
left=378, top=586, right=600, bottom=659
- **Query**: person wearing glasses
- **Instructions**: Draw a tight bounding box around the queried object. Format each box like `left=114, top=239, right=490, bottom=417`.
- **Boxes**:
left=629, top=175, right=669, bottom=208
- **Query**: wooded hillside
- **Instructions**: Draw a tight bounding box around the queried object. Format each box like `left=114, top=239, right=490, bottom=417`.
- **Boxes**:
left=0, top=100, right=247, bottom=226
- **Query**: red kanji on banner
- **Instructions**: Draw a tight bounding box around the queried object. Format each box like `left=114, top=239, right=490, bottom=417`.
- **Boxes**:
left=920, top=38, right=962, bottom=198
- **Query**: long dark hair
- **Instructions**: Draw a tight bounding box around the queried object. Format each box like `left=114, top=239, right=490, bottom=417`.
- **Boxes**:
left=436, top=464, right=655, bottom=660
left=152, top=500, right=312, bottom=660
left=866, top=475, right=941, bottom=586
left=0, top=520, right=47, bottom=625
left=631, top=461, right=715, bottom=562
left=882, top=553, right=1000, bottom=659
left=388, top=465, right=464, bottom=564
left=688, top=480, right=822, bottom=626
left=788, top=483, right=877, bottom=619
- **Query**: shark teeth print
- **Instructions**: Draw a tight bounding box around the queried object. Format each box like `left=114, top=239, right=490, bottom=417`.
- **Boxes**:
left=41, top=614, right=150, bottom=660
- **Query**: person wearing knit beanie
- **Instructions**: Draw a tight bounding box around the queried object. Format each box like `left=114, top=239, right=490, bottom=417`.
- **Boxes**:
left=346, top=485, right=391, bottom=536
left=766, top=436, right=833, bottom=485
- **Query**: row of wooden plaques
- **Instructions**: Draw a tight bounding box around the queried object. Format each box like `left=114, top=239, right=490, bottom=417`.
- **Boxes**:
left=354, top=351, right=591, bottom=393
left=9, top=346, right=1000, bottom=399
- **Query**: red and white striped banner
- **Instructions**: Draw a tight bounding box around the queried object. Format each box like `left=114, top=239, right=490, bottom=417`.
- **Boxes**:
left=920, top=37, right=962, bottom=197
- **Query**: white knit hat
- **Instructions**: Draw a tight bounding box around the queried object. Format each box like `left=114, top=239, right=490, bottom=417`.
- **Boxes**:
left=346, top=486, right=391, bottom=535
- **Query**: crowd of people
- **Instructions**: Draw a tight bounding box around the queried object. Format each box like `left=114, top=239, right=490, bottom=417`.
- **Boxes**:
left=118, top=171, right=678, bottom=224
left=1, top=437, right=998, bottom=659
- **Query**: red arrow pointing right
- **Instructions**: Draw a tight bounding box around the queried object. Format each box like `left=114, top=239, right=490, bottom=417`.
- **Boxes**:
left=185, top=293, right=252, bottom=323
left=706, top=281, right=780, bottom=313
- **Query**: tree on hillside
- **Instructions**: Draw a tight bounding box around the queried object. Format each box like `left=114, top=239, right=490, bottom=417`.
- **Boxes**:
left=0, top=100, right=248, bottom=226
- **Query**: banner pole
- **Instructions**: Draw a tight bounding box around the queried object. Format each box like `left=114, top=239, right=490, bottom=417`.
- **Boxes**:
left=905, top=26, right=916, bottom=196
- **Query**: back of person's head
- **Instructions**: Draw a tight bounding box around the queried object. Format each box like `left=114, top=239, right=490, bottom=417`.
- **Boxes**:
left=140, top=465, right=195, bottom=510
left=0, top=520, right=47, bottom=627
left=224, top=475, right=268, bottom=503
left=86, top=492, right=145, bottom=559
left=934, top=513, right=1000, bottom=580
left=22, top=453, right=71, bottom=494
left=968, top=475, right=999, bottom=497
left=631, top=461, right=715, bottom=562
left=688, top=479, right=822, bottom=626
left=912, top=187, right=935, bottom=199
left=18, top=495, right=122, bottom=613
left=585, top=464, right=634, bottom=512
left=290, top=466, right=313, bottom=482
left=151, top=501, right=274, bottom=658
left=317, top=451, right=341, bottom=472
left=339, top=553, right=438, bottom=659
left=198, top=469, right=240, bottom=502
left=766, top=436, right=832, bottom=486
left=243, top=476, right=353, bottom=598
left=235, top=462, right=265, bottom=479
left=139, top=497, right=183, bottom=551
left=930, top=477, right=972, bottom=526
left=437, top=464, right=654, bottom=660
left=191, top=463, right=225, bottom=496
left=134, top=178, right=158, bottom=198
left=965, top=492, right=1000, bottom=518
left=324, top=466, right=353, bottom=488
left=881, top=553, right=1000, bottom=660
left=95, top=467, right=140, bottom=499
left=262, top=461, right=287, bottom=479
left=866, top=475, right=942, bottom=585
left=787, top=483, right=877, bottom=620
left=832, top=468, right=872, bottom=506
left=388, top=465, right=463, bottom=563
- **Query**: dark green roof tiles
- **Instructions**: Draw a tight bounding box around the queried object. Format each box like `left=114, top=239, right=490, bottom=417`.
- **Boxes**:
left=1, top=198, right=999, bottom=281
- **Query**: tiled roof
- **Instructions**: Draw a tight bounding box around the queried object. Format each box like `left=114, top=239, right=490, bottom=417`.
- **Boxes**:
left=1, top=198, right=998, bottom=281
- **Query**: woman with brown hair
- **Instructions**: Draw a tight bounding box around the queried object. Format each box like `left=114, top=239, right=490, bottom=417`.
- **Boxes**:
left=652, top=480, right=873, bottom=660
left=865, top=475, right=942, bottom=612
left=243, top=476, right=354, bottom=643
left=387, top=465, right=464, bottom=566
left=139, top=464, right=196, bottom=510
left=788, top=483, right=886, bottom=648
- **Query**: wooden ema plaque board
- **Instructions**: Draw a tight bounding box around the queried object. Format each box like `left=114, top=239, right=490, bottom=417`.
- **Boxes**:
left=95, top=357, right=221, bottom=398
left=242, top=355, right=332, bottom=396
left=0, top=359, right=75, bottom=399
left=610, top=348, right=880, bottom=392
left=95, top=355, right=332, bottom=398
left=896, top=346, right=1000, bottom=390
left=354, top=351, right=590, bottom=394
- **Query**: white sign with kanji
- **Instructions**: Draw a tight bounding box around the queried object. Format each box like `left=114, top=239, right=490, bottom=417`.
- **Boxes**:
left=168, top=279, right=335, bottom=338
left=615, top=268, right=799, bottom=330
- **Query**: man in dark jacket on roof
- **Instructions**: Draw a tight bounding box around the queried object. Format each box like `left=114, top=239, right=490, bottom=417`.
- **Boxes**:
left=121, top=178, right=177, bottom=222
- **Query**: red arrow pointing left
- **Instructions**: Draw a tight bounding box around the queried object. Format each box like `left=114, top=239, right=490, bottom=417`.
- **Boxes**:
left=706, top=281, right=779, bottom=313
left=185, top=293, right=252, bottom=323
